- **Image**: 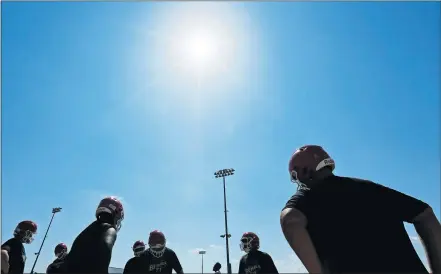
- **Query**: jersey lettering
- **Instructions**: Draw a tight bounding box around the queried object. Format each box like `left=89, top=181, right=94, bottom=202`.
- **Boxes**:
left=244, top=265, right=261, bottom=274
left=149, top=261, right=167, bottom=272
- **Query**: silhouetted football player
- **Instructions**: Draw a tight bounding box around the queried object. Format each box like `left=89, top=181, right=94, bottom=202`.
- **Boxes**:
left=46, top=243, right=68, bottom=274
left=123, top=241, right=146, bottom=274
left=280, top=145, right=441, bottom=273
left=2, top=220, right=38, bottom=274
left=238, top=232, right=278, bottom=274
left=130, top=230, right=183, bottom=274
left=64, top=196, right=124, bottom=274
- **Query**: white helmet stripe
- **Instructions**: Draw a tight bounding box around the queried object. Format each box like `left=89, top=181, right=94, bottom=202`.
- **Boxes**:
left=316, top=158, right=335, bottom=171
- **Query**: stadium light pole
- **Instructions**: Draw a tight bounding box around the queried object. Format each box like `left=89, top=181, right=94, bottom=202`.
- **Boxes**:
left=214, top=168, right=234, bottom=274
left=198, top=250, right=206, bottom=274
left=30, top=207, right=62, bottom=274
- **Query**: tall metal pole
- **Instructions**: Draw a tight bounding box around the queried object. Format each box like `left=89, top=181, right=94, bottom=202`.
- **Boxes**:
left=198, top=250, right=206, bottom=274
left=30, top=207, right=62, bottom=274
left=222, top=176, right=232, bottom=274
left=215, top=168, right=234, bottom=274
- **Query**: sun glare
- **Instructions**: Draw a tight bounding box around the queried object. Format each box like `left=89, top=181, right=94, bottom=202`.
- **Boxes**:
left=133, top=3, right=258, bottom=117
left=147, top=3, right=251, bottom=83
left=181, top=31, right=218, bottom=70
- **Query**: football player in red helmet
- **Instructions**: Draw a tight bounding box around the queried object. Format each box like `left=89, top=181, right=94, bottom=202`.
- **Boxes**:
left=136, top=230, right=183, bottom=274
left=54, top=243, right=68, bottom=260
left=1, top=220, right=37, bottom=274
left=280, top=145, right=441, bottom=273
left=132, top=240, right=145, bottom=257
left=46, top=243, right=68, bottom=274
left=63, top=196, right=124, bottom=274
left=123, top=241, right=146, bottom=274
left=238, top=232, right=278, bottom=274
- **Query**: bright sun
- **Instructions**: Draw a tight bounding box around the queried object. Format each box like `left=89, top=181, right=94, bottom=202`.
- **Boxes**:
left=133, top=2, right=257, bottom=116
left=182, top=31, right=218, bottom=70
left=177, top=28, right=220, bottom=74
left=148, top=3, right=248, bottom=82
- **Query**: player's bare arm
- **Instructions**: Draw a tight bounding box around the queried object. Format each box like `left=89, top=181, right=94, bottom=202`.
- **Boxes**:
left=100, top=227, right=117, bottom=272
left=1, top=249, right=10, bottom=274
left=280, top=207, right=323, bottom=273
left=103, top=227, right=117, bottom=250
left=369, top=180, right=438, bottom=272
left=412, top=206, right=441, bottom=274
left=1, top=246, right=12, bottom=274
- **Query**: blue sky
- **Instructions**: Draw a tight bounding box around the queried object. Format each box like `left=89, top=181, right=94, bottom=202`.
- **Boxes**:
left=1, top=2, right=439, bottom=273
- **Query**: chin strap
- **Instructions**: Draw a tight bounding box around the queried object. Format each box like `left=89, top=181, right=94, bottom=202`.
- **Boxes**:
left=296, top=182, right=310, bottom=191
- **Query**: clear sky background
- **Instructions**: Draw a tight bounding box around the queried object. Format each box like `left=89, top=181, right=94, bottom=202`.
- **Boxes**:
left=1, top=2, right=439, bottom=273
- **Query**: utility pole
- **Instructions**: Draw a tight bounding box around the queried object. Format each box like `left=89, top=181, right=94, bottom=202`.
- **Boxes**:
left=30, top=207, right=62, bottom=274
left=198, top=250, right=206, bottom=274
left=215, top=168, right=235, bottom=274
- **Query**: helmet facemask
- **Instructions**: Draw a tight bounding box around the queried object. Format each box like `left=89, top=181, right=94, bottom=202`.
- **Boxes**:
left=149, top=244, right=166, bottom=258
left=56, top=250, right=67, bottom=259
left=133, top=246, right=145, bottom=257
left=290, top=169, right=310, bottom=191
left=108, top=203, right=124, bottom=232
left=114, top=218, right=123, bottom=232
left=240, top=237, right=259, bottom=253
left=15, top=228, right=35, bottom=244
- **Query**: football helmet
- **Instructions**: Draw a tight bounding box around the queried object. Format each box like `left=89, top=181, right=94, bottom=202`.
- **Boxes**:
left=95, top=196, right=124, bottom=231
left=148, top=230, right=166, bottom=258
left=288, top=145, right=335, bottom=190
left=54, top=243, right=68, bottom=259
left=14, top=220, right=37, bottom=244
left=240, top=232, right=260, bottom=253
left=132, top=240, right=145, bottom=257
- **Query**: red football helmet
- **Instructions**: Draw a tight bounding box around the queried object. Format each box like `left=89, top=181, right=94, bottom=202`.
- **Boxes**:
left=288, top=145, right=335, bottom=190
left=148, top=230, right=166, bottom=258
left=95, top=196, right=124, bottom=231
left=132, top=240, right=145, bottom=257
left=54, top=243, right=68, bottom=259
left=14, top=220, right=37, bottom=244
left=240, top=232, right=260, bottom=253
